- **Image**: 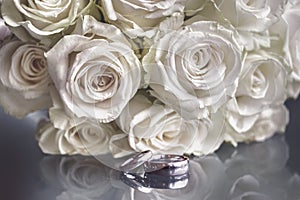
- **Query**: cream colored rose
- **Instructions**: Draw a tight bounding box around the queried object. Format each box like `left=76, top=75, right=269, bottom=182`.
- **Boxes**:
left=227, top=51, right=287, bottom=117
left=99, top=0, right=185, bottom=37
left=225, top=52, right=288, bottom=144
left=216, top=0, right=287, bottom=50
left=111, top=94, right=225, bottom=158
left=0, top=40, right=51, bottom=98
left=185, top=0, right=286, bottom=50
left=217, top=0, right=286, bottom=32
left=143, top=21, right=242, bottom=120
left=283, top=0, right=300, bottom=98
left=225, top=105, right=289, bottom=145
left=1, top=0, right=94, bottom=41
left=46, top=16, right=141, bottom=123
left=0, top=39, right=52, bottom=117
left=36, top=88, right=118, bottom=156
left=36, top=117, right=117, bottom=156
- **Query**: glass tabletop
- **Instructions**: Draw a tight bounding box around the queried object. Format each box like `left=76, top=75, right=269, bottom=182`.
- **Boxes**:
left=0, top=98, right=300, bottom=200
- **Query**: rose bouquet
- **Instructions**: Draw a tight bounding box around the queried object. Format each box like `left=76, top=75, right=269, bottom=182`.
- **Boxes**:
left=0, top=0, right=299, bottom=158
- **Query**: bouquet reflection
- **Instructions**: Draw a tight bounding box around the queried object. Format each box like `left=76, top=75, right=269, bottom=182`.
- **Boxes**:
left=40, top=136, right=300, bottom=200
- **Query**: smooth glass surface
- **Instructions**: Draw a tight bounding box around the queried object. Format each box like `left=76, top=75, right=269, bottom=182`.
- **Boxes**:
left=0, top=98, right=300, bottom=200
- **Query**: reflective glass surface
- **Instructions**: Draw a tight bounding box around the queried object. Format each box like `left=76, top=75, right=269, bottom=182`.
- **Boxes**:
left=0, top=98, right=300, bottom=200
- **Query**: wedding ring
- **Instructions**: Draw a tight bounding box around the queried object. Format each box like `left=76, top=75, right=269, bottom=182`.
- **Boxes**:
left=143, top=154, right=189, bottom=176
left=120, top=151, right=189, bottom=176
left=119, top=150, right=152, bottom=173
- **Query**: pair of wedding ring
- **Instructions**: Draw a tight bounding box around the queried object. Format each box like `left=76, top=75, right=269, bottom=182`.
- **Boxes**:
left=119, top=150, right=189, bottom=176
left=119, top=150, right=190, bottom=191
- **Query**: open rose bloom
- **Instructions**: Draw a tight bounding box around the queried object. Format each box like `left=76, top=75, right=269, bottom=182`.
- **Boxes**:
left=0, top=0, right=299, bottom=158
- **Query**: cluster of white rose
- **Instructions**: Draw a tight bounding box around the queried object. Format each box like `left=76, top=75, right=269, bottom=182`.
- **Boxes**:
left=0, top=0, right=299, bottom=157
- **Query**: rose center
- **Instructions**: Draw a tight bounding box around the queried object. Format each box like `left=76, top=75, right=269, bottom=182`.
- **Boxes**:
left=92, top=74, right=114, bottom=92
left=98, top=76, right=112, bottom=87
left=251, top=68, right=266, bottom=94
left=32, top=58, right=46, bottom=72
left=191, top=49, right=210, bottom=70
left=20, top=48, right=48, bottom=86
left=192, top=51, right=201, bottom=66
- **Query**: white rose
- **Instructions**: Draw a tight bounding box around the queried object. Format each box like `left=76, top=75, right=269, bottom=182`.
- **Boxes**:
left=184, top=0, right=270, bottom=52
left=0, top=39, right=51, bottom=98
left=37, top=89, right=118, bottom=155
left=0, top=39, right=52, bottom=117
left=283, top=1, right=300, bottom=98
left=216, top=0, right=287, bottom=50
left=217, top=0, right=286, bottom=32
left=227, top=51, right=287, bottom=117
left=1, top=0, right=94, bottom=41
left=224, top=51, right=288, bottom=144
left=143, top=21, right=242, bottom=120
left=99, top=0, right=185, bottom=37
left=111, top=94, right=225, bottom=158
left=46, top=16, right=141, bottom=123
left=36, top=117, right=117, bottom=155
left=225, top=105, right=289, bottom=145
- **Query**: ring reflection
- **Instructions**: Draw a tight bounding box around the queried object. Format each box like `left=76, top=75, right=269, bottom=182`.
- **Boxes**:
left=40, top=136, right=300, bottom=200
